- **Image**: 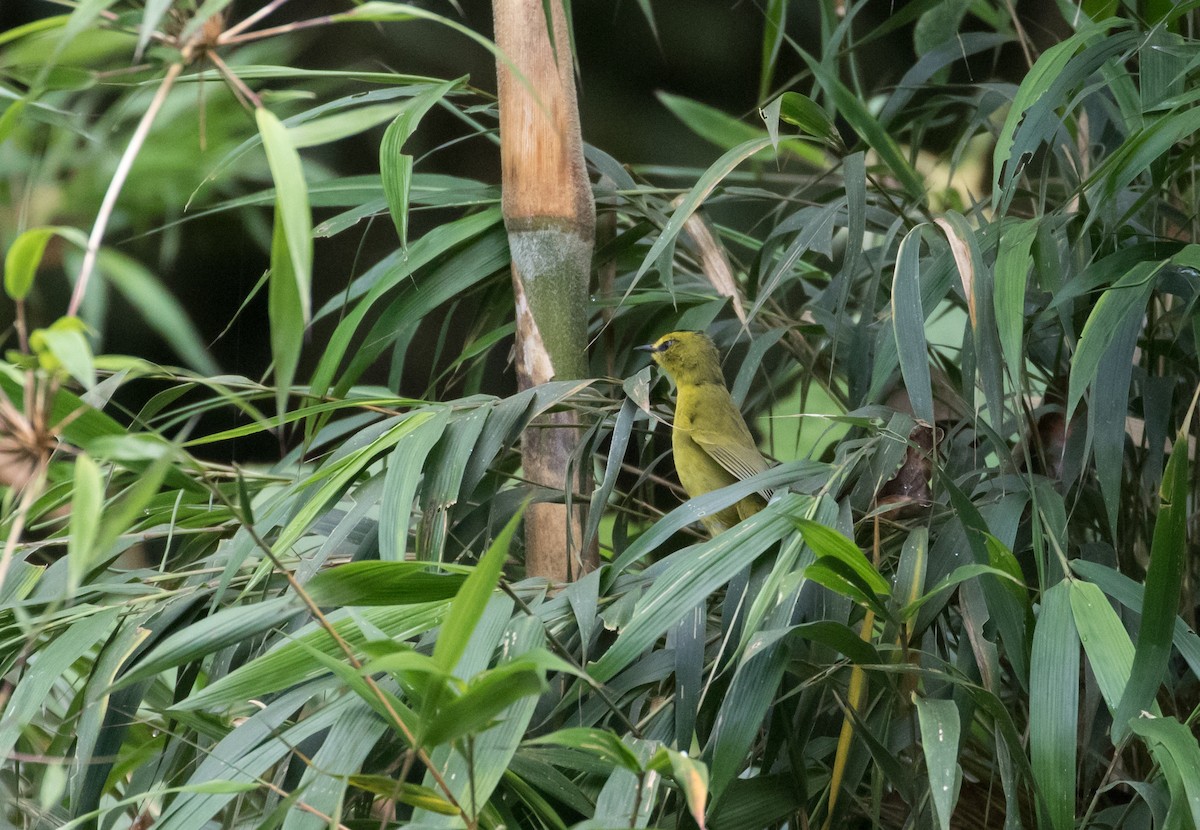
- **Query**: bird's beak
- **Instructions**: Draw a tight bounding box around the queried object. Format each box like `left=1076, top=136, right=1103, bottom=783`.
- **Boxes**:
left=635, top=343, right=657, bottom=353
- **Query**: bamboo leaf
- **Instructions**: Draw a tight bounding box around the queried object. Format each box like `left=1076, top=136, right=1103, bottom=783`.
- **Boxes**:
left=66, top=451, right=103, bottom=593
left=1127, top=716, right=1200, bottom=826
left=380, top=78, right=461, bottom=246
left=1029, top=580, right=1078, bottom=830
left=379, top=408, right=449, bottom=561
left=116, top=597, right=302, bottom=688
left=431, top=504, right=523, bottom=671
left=527, top=728, right=644, bottom=774
left=1112, top=415, right=1191, bottom=740
left=993, top=218, right=1036, bottom=391
left=258, top=107, right=312, bottom=418
left=5, top=226, right=64, bottom=300
left=775, top=91, right=836, bottom=143
left=792, top=518, right=890, bottom=596
left=30, top=316, right=95, bottom=388
left=173, top=603, right=450, bottom=710
left=265, top=176, right=305, bottom=420
left=1069, top=559, right=1200, bottom=679
left=992, top=22, right=1131, bottom=206
left=135, top=0, right=172, bottom=58
left=800, top=50, right=924, bottom=200
left=0, top=609, right=120, bottom=761
left=634, top=136, right=775, bottom=285
left=1066, top=260, right=1158, bottom=421
left=305, top=561, right=466, bottom=606
left=257, top=108, right=312, bottom=323
left=97, top=249, right=219, bottom=375
left=914, top=695, right=960, bottom=830
left=649, top=747, right=710, bottom=830
left=592, top=493, right=807, bottom=683
left=349, top=776, right=459, bottom=815
left=892, top=225, right=934, bottom=423
left=1069, top=580, right=1136, bottom=719
left=423, top=661, right=545, bottom=747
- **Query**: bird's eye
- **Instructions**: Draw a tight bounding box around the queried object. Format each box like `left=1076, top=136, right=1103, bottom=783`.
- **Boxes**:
left=660, top=339, right=676, bottom=350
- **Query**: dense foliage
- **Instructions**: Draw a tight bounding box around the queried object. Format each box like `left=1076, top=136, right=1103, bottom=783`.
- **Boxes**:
left=2, top=1, right=1199, bottom=828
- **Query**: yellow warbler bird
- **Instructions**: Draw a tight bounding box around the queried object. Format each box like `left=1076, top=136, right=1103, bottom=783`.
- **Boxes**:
left=638, top=331, right=771, bottom=534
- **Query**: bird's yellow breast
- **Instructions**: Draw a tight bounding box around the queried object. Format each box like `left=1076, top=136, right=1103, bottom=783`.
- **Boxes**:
left=672, top=382, right=753, bottom=532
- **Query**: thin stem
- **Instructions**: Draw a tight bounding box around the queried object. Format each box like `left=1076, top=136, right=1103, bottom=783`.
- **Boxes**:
left=14, top=300, right=28, bottom=353
left=207, top=49, right=262, bottom=109
left=1002, top=0, right=1036, bottom=69
left=218, top=15, right=336, bottom=46
left=218, top=0, right=293, bottom=43
left=0, top=462, right=47, bottom=595
left=68, top=54, right=191, bottom=318
left=629, top=771, right=645, bottom=828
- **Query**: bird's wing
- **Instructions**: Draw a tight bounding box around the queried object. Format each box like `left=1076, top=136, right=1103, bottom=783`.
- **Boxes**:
left=690, top=428, right=774, bottom=500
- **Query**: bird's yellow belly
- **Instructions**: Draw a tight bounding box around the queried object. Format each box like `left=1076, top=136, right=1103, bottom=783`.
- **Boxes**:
left=672, top=429, right=742, bottom=532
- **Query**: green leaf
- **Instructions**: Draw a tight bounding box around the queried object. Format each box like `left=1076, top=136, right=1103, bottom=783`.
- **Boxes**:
left=0, top=609, right=120, bottom=762
left=758, top=0, right=785, bottom=102
left=649, top=747, right=710, bottom=830
left=135, top=0, right=172, bottom=58
left=257, top=107, right=312, bottom=419
left=293, top=638, right=419, bottom=732
left=174, top=602, right=449, bottom=710
left=267, top=191, right=304, bottom=422
left=660, top=92, right=776, bottom=156
left=305, top=561, right=467, bottom=606
left=993, top=218, right=1036, bottom=391
left=287, top=102, right=404, bottom=148
left=914, top=695, right=960, bottom=830
left=1069, top=559, right=1200, bottom=679
left=800, top=50, right=925, bottom=201
left=899, top=562, right=1025, bottom=620
left=29, top=316, right=95, bottom=388
left=805, top=558, right=885, bottom=614
left=0, top=14, right=68, bottom=49
left=1066, top=260, right=1159, bottom=420
left=1029, top=580, right=1078, bottom=830
left=773, top=91, right=836, bottom=143
left=633, top=136, right=775, bottom=285
left=991, top=22, right=1130, bottom=206
left=431, top=504, right=523, bottom=672
left=5, top=226, right=63, bottom=301
left=91, top=451, right=173, bottom=560
left=1069, top=579, right=1136, bottom=719
left=423, top=661, right=545, bottom=747
left=380, top=78, right=461, bottom=246
left=527, top=728, right=644, bottom=774
left=791, top=521, right=890, bottom=596
left=380, top=408, right=449, bottom=560
left=349, top=776, right=459, bottom=815
left=1127, top=716, right=1200, bottom=827
left=593, top=493, right=807, bottom=682
left=66, top=452, right=103, bottom=593
left=914, top=0, right=970, bottom=55
left=270, top=414, right=426, bottom=558
left=115, top=597, right=301, bottom=688
left=1086, top=107, right=1200, bottom=209
left=307, top=209, right=504, bottom=403
left=892, top=225, right=934, bottom=423
left=1112, top=415, right=1191, bottom=740
left=257, top=109, right=312, bottom=321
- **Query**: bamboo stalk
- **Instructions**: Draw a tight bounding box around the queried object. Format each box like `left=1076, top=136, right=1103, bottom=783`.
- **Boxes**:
left=493, top=0, right=597, bottom=581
